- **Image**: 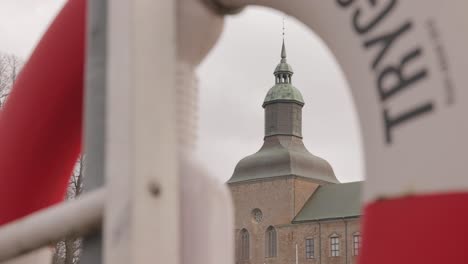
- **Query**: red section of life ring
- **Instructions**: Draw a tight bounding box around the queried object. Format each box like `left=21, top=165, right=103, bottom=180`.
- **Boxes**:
left=360, top=192, right=468, bottom=264
left=0, top=0, right=85, bottom=225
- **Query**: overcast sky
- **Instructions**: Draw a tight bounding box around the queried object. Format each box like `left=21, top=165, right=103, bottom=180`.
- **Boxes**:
left=0, top=2, right=363, bottom=183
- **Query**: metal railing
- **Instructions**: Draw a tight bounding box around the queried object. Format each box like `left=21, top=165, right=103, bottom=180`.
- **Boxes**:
left=0, top=189, right=105, bottom=261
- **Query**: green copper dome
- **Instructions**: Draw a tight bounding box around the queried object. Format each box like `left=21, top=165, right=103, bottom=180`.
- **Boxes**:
left=263, top=83, right=304, bottom=107
left=274, top=61, right=293, bottom=73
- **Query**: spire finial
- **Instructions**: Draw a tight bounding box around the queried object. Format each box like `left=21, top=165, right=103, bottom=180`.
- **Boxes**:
left=282, top=17, right=285, bottom=40
left=281, top=17, right=287, bottom=60
left=281, top=40, right=287, bottom=59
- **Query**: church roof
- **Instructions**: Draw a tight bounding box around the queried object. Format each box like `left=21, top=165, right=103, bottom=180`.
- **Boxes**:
left=263, top=83, right=304, bottom=107
left=227, top=136, right=339, bottom=184
left=293, top=181, right=362, bottom=222
left=274, top=62, right=293, bottom=73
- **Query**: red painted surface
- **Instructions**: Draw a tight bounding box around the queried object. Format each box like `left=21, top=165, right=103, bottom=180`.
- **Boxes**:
left=0, top=0, right=85, bottom=225
left=360, top=192, right=468, bottom=264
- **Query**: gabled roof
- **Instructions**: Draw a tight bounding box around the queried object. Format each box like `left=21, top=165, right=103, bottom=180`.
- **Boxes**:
left=293, top=181, right=362, bottom=223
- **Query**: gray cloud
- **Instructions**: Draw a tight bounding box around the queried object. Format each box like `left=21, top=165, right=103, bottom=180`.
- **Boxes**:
left=196, top=7, right=364, bottom=183
left=0, top=2, right=363, bottom=183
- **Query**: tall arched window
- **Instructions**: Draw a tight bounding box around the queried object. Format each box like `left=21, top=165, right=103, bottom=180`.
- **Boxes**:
left=353, top=232, right=361, bottom=256
left=239, top=229, right=250, bottom=260
left=330, top=233, right=340, bottom=257
left=265, top=226, right=277, bottom=258
left=305, top=238, right=315, bottom=259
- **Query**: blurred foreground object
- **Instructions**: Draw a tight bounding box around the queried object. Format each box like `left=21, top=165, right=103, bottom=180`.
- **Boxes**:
left=0, top=0, right=84, bottom=226
left=0, top=0, right=234, bottom=264
left=2, top=0, right=468, bottom=263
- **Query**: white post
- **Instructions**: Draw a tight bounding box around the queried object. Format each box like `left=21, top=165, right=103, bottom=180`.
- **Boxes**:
left=105, top=1, right=178, bottom=264
left=175, top=2, right=234, bottom=264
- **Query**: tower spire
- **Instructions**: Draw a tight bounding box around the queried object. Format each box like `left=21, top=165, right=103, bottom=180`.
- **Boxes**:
left=281, top=39, right=287, bottom=61
left=281, top=17, right=287, bottom=61
left=274, top=19, right=293, bottom=85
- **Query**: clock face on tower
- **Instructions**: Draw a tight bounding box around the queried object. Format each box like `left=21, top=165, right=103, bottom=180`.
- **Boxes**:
left=251, top=208, right=263, bottom=223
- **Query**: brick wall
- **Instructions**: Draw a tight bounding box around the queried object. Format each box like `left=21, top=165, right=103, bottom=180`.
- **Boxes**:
left=230, top=178, right=361, bottom=264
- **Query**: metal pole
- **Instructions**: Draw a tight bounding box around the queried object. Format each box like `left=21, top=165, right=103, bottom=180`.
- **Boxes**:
left=81, top=0, right=108, bottom=263
left=344, top=219, right=348, bottom=264
left=318, top=221, right=321, bottom=264
left=295, top=244, right=298, bottom=264
left=0, top=189, right=105, bottom=261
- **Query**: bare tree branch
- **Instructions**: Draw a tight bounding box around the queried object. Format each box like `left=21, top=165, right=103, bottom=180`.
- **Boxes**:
left=54, top=155, right=85, bottom=264
left=0, top=52, right=23, bottom=108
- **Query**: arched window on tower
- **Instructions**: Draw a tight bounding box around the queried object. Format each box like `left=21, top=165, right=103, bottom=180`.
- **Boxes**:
left=239, top=228, right=250, bottom=260
left=265, top=226, right=277, bottom=258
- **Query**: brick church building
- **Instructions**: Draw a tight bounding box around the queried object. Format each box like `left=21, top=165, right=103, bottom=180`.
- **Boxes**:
left=228, top=40, right=362, bottom=264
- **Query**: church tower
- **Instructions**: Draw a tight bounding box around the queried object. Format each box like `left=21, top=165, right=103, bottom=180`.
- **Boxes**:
left=228, top=40, right=338, bottom=186
left=228, top=40, right=340, bottom=264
